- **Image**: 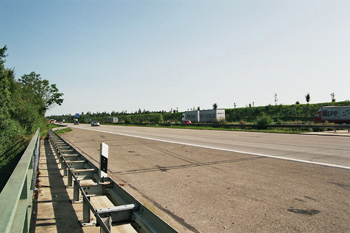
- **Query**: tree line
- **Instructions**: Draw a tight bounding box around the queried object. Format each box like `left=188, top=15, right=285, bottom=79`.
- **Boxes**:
left=50, top=100, right=350, bottom=125
left=0, top=45, right=63, bottom=190
left=226, top=101, right=350, bottom=123
left=52, top=111, right=183, bottom=124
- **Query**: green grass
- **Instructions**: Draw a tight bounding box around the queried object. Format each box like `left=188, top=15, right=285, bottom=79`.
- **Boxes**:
left=40, top=123, right=60, bottom=138
left=54, top=127, right=72, bottom=135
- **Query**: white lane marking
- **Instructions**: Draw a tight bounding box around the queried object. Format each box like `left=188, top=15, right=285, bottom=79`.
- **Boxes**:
left=73, top=126, right=350, bottom=170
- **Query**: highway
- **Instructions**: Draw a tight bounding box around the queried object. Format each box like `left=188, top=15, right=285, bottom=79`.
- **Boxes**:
left=62, top=124, right=350, bottom=232
left=70, top=124, right=350, bottom=169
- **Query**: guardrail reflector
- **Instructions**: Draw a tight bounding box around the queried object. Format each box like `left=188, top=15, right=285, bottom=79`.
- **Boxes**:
left=100, top=143, right=109, bottom=178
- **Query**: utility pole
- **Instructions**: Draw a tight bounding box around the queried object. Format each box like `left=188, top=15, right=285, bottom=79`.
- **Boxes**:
left=331, top=93, right=336, bottom=102
left=274, top=93, right=278, bottom=105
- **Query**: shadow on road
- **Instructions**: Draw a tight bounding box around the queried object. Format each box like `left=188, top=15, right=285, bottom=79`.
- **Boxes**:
left=30, top=138, right=83, bottom=233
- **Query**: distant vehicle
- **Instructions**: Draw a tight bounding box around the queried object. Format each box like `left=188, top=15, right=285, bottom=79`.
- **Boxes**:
left=50, top=119, right=56, bottom=124
left=74, top=119, right=79, bottom=125
left=182, top=120, right=192, bottom=124
left=314, top=106, right=350, bottom=123
left=91, top=121, right=100, bottom=126
left=183, top=109, right=225, bottom=123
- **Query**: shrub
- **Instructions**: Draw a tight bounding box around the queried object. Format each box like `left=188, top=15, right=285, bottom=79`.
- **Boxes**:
left=256, top=113, right=274, bottom=129
left=275, top=119, right=284, bottom=125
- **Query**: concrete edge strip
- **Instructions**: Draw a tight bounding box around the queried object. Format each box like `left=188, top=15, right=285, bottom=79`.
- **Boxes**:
left=74, top=126, right=350, bottom=170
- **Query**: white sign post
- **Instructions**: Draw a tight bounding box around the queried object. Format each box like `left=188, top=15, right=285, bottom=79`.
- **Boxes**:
left=100, top=143, right=109, bottom=179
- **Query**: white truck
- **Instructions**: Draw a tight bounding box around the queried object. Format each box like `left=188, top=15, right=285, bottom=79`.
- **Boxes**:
left=199, top=109, right=226, bottom=123
left=183, top=109, right=226, bottom=123
left=314, top=106, right=350, bottom=123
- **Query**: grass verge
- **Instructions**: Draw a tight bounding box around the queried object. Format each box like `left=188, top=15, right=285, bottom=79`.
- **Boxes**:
left=110, top=123, right=309, bottom=134
left=40, top=124, right=60, bottom=138
left=54, top=128, right=72, bottom=135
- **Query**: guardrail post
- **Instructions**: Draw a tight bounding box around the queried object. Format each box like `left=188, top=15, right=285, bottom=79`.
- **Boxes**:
left=100, top=217, right=112, bottom=233
left=58, top=153, right=63, bottom=165
left=63, top=163, right=68, bottom=176
left=32, top=136, right=40, bottom=194
left=74, top=180, right=80, bottom=201
left=83, top=196, right=91, bottom=223
left=68, top=171, right=73, bottom=187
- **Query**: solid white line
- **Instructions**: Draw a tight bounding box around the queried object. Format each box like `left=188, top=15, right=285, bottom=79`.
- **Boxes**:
left=73, top=126, right=350, bottom=170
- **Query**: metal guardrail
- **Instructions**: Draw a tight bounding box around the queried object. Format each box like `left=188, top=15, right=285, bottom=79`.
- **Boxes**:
left=48, top=130, right=178, bottom=233
left=163, top=123, right=350, bottom=130
left=0, top=128, right=40, bottom=233
left=98, top=122, right=350, bottom=131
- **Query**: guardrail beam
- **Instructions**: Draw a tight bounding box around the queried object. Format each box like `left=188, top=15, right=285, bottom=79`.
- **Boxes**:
left=48, top=130, right=178, bottom=233
left=0, top=129, right=40, bottom=233
left=96, top=204, right=137, bottom=223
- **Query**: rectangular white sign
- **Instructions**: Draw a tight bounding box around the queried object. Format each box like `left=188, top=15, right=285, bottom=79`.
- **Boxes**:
left=100, top=143, right=109, bottom=178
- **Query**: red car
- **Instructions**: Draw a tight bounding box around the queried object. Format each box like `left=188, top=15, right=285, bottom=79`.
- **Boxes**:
left=182, top=120, right=192, bottom=124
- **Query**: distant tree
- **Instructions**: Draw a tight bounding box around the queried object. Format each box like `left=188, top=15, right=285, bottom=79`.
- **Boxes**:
left=0, top=45, right=65, bottom=184
left=295, top=101, right=300, bottom=105
left=213, top=103, right=218, bottom=110
left=0, top=47, right=15, bottom=118
left=197, top=106, right=200, bottom=111
left=19, top=72, right=63, bottom=115
left=305, top=93, right=310, bottom=104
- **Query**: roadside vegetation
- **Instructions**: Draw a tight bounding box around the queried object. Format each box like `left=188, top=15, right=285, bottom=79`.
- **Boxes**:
left=54, top=127, right=72, bottom=135
left=50, top=101, right=349, bottom=129
left=0, top=45, right=63, bottom=191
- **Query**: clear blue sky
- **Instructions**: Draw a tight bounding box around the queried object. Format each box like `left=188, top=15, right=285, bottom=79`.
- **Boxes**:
left=2, top=0, right=350, bottom=116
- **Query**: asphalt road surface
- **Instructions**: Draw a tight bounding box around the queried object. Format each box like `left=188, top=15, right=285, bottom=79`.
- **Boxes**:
left=61, top=124, right=350, bottom=233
